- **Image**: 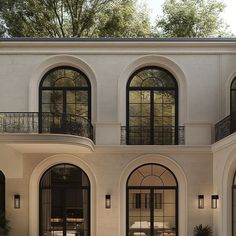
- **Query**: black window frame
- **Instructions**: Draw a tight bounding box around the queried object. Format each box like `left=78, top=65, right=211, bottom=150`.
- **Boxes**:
left=232, top=171, right=236, bottom=236
left=230, top=77, right=236, bottom=114
left=39, top=66, right=92, bottom=132
left=126, top=163, right=178, bottom=236
left=126, top=66, right=179, bottom=145
left=0, top=171, right=5, bottom=214
left=39, top=163, right=91, bottom=236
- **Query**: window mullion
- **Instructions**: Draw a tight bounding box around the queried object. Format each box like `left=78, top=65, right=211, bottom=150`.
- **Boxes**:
left=150, top=90, right=154, bottom=145
left=150, top=188, right=154, bottom=236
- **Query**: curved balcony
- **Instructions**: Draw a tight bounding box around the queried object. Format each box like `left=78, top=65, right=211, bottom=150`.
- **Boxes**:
left=0, top=112, right=93, bottom=140
left=215, top=112, right=236, bottom=142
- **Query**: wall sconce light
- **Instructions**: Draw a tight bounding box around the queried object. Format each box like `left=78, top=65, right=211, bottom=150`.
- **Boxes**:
left=211, top=195, right=219, bottom=209
left=105, top=195, right=111, bottom=209
left=198, top=195, right=204, bottom=209
left=14, top=194, right=20, bottom=209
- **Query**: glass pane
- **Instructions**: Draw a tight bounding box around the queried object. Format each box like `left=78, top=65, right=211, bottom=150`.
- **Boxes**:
left=162, top=91, right=176, bottom=103
left=130, top=104, right=150, bottom=117
left=129, top=104, right=141, bottom=116
left=76, top=104, right=88, bottom=118
left=231, top=90, right=236, bottom=113
left=130, top=91, right=142, bottom=103
left=163, top=117, right=175, bottom=126
left=67, top=91, right=76, bottom=103
left=130, top=68, right=176, bottom=88
left=233, top=188, right=236, bottom=236
left=154, top=189, right=176, bottom=235
left=154, top=105, right=163, bottom=116
left=129, top=90, right=151, bottom=144
left=76, top=91, right=88, bottom=103
left=232, top=78, right=236, bottom=89
left=42, top=68, right=89, bottom=88
left=128, top=164, right=177, bottom=187
left=67, top=104, right=76, bottom=115
left=130, top=91, right=150, bottom=103
left=0, top=172, right=5, bottom=213
left=55, top=77, right=75, bottom=87
left=42, top=91, right=63, bottom=104
left=51, top=104, right=63, bottom=114
left=40, top=165, right=90, bottom=236
left=128, top=189, right=151, bottom=236
left=42, top=90, right=63, bottom=114
left=163, top=104, right=175, bottom=116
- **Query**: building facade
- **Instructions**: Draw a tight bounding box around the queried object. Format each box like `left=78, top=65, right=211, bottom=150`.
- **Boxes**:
left=0, top=38, right=235, bottom=236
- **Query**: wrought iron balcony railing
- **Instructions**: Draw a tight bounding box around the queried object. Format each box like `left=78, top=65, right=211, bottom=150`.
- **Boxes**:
left=215, top=112, right=236, bottom=142
left=121, top=126, right=185, bottom=145
left=0, top=112, right=93, bottom=140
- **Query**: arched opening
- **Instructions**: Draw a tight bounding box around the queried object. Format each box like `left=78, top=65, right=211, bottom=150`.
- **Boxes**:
left=39, top=66, right=92, bottom=138
left=231, top=78, right=236, bottom=114
left=39, top=164, right=90, bottom=236
left=232, top=171, right=236, bottom=236
left=126, top=163, right=178, bottom=236
left=0, top=171, right=5, bottom=214
left=126, top=66, right=178, bottom=145
left=230, top=78, right=236, bottom=134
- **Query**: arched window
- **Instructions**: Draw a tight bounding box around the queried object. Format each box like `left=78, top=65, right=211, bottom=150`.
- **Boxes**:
left=233, top=172, right=236, bottom=235
left=231, top=78, right=236, bottom=114
left=0, top=171, right=5, bottom=214
left=39, top=164, right=90, bottom=236
left=39, top=66, right=92, bottom=136
left=126, top=67, right=178, bottom=145
left=127, top=164, right=178, bottom=236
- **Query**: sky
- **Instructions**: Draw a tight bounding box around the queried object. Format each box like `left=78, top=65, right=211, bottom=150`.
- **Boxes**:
left=145, top=0, right=236, bottom=35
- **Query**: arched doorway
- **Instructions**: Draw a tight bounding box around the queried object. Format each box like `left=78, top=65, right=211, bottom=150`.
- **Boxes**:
left=39, top=66, right=92, bottom=137
left=126, top=66, right=178, bottom=145
left=0, top=171, right=5, bottom=214
left=126, top=163, right=178, bottom=236
left=39, top=164, right=90, bottom=236
left=232, top=171, right=236, bottom=236
left=230, top=78, right=236, bottom=133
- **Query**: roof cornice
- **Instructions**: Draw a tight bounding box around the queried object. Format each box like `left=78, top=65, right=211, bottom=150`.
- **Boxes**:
left=0, top=37, right=236, bottom=55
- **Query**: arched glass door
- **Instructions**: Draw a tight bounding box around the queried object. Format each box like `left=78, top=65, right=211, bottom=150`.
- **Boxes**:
left=40, top=164, right=90, bottom=236
left=39, top=66, right=91, bottom=135
left=0, top=171, right=5, bottom=214
left=230, top=78, right=236, bottom=133
left=233, top=172, right=236, bottom=236
left=127, top=164, right=178, bottom=236
left=126, top=67, right=178, bottom=145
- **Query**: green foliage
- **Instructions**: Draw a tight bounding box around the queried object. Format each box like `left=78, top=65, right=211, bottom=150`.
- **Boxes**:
left=97, top=1, right=151, bottom=37
left=0, top=0, right=234, bottom=38
left=193, top=224, right=212, bottom=236
left=0, top=212, right=10, bottom=236
left=155, top=0, right=233, bottom=37
left=0, top=0, right=151, bottom=37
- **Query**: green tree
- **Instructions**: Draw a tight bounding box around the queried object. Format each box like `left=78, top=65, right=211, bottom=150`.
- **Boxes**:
left=155, top=0, right=232, bottom=37
left=0, top=0, right=151, bottom=38
left=98, top=1, right=150, bottom=37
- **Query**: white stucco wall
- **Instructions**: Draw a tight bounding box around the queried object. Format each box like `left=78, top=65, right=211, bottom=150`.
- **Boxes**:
left=18, top=149, right=211, bottom=236
left=0, top=40, right=235, bottom=236
left=0, top=41, right=235, bottom=144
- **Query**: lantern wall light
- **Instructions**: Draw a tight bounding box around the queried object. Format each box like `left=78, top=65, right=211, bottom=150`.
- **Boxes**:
left=14, top=194, right=20, bottom=209
left=198, top=195, right=204, bottom=209
left=105, top=195, right=111, bottom=209
left=211, top=195, right=219, bottom=209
